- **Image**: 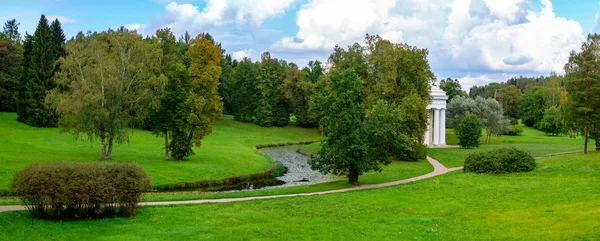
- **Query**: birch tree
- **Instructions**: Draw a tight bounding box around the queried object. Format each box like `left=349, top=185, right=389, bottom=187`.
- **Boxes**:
left=47, top=30, right=162, bottom=159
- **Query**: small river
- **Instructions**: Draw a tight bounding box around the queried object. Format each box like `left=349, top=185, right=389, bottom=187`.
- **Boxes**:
left=258, top=145, right=339, bottom=188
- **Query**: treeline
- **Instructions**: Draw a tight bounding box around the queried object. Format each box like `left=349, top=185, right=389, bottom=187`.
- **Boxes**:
left=443, top=34, right=600, bottom=153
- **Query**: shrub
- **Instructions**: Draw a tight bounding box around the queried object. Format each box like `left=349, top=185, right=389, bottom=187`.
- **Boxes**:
left=12, top=162, right=151, bottom=220
left=457, top=114, right=482, bottom=149
left=503, top=125, right=524, bottom=136
left=464, top=147, right=536, bottom=174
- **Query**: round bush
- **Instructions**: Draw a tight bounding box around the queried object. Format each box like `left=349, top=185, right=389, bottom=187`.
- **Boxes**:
left=464, top=147, right=536, bottom=174
left=457, top=114, right=482, bottom=149
left=12, top=162, right=151, bottom=220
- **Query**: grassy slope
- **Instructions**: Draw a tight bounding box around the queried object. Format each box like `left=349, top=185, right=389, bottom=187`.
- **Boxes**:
left=429, top=127, right=590, bottom=168
left=1, top=152, right=598, bottom=240
left=0, top=112, right=321, bottom=189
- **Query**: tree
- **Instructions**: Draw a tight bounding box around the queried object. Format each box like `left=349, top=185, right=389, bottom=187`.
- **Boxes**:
left=218, top=54, right=234, bottom=115
left=230, top=57, right=258, bottom=122
left=518, top=87, right=545, bottom=127
left=457, top=114, right=482, bottom=148
left=47, top=29, right=162, bottom=159
left=499, top=85, right=521, bottom=119
left=563, top=34, right=600, bottom=153
left=536, top=106, right=562, bottom=136
left=254, top=52, right=289, bottom=127
left=16, top=34, right=33, bottom=119
left=439, top=78, right=467, bottom=103
left=447, top=96, right=510, bottom=143
left=185, top=33, right=223, bottom=149
left=17, top=15, right=65, bottom=127
left=0, top=32, right=22, bottom=111
left=3, top=19, right=20, bottom=42
left=303, top=60, right=323, bottom=83
left=149, top=28, right=192, bottom=160
left=310, top=69, right=399, bottom=185
left=282, top=64, right=316, bottom=127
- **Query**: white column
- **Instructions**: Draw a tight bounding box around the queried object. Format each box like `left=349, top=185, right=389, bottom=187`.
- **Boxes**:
left=424, top=110, right=430, bottom=145
left=433, top=108, right=440, bottom=145
left=440, top=109, right=446, bottom=145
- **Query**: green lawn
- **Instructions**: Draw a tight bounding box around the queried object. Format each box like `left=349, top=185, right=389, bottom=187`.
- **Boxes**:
left=0, top=112, right=321, bottom=189
left=1, top=151, right=598, bottom=240
left=429, top=127, right=590, bottom=168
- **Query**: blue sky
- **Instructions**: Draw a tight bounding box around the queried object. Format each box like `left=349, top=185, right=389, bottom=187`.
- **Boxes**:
left=2, top=0, right=599, bottom=90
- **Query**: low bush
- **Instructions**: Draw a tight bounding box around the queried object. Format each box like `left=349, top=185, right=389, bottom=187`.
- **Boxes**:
left=457, top=114, right=482, bottom=149
left=464, top=147, right=536, bottom=174
left=503, top=125, right=524, bottom=136
left=12, top=162, right=151, bottom=220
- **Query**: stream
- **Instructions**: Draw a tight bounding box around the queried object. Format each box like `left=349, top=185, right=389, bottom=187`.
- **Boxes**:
left=258, top=145, right=339, bottom=188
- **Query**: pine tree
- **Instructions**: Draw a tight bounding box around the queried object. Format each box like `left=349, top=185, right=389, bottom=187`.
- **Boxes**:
left=254, top=52, right=289, bottom=127
left=19, top=15, right=60, bottom=127
left=230, top=57, right=258, bottom=122
left=16, top=34, right=33, bottom=121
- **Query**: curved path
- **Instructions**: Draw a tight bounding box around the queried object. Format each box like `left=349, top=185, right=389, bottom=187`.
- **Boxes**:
left=0, top=156, right=462, bottom=213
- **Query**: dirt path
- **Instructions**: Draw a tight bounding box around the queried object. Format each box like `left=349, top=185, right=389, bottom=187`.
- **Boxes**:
left=0, top=156, right=462, bottom=213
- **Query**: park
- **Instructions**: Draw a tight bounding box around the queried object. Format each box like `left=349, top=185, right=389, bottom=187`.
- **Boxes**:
left=0, top=7, right=599, bottom=241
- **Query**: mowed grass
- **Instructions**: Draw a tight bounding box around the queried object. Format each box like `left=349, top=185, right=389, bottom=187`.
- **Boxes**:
left=429, top=127, right=590, bottom=168
left=1, top=152, right=598, bottom=240
left=0, top=112, right=321, bottom=189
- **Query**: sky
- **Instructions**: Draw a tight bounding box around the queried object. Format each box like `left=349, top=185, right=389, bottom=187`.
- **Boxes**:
left=2, top=0, right=600, bottom=90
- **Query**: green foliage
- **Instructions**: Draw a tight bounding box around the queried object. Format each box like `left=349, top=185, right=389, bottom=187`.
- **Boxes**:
left=563, top=33, right=600, bottom=153
left=12, top=162, right=151, bottom=219
left=310, top=70, right=399, bottom=185
left=457, top=114, right=482, bottom=148
left=282, top=64, right=316, bottom=127
left=535, top=106, right=562, bottom=135
left=448, top=96, right=510, bottom=143
left=186, top=33, right=223, bottom=148
left=439, top=78, right=466, bottom=103
left=16, top=34, right=33, bottom=119
left=254, top=52, right=289, bottom=127
left=218, top=54, right=235, bottom=114
left=518, top=88, right=545, bottom=127
left=331, top=35, right=432, bottom=159
left=463, top=147, right=536, bottom=174
left=0, top=34, right=21, bottom=112
left=499, top=85, right=521, bottom=118
left=2, top=19, right=20, bottom=43
left=17, top=15, right=64, bottom=127
left=503, top=124, right=524, bottom=136
left=230, top=58, right=258, bottom=122
left=47, top=29, right=162, bottom=159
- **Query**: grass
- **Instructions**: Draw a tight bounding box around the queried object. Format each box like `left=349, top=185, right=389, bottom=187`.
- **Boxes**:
left=1, top=151, right=598, bottom=240
left=0, top=112, right=321, bottom=189
left=428, top=126, right=591, bottom=168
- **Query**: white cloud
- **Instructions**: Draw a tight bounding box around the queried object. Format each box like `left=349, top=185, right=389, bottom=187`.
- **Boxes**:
left=457, top=73, right=516, bottom=91
left=277, top=0, right=584, bottom=75
left=232, top=48, right=255, bottom=60
left=48, top=15, right=76, bottom=24
left=593, top=1, right=600, bottom=33
left=144, top=0, right=297, bottom=36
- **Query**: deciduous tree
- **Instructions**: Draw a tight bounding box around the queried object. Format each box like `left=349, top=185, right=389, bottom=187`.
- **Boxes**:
left=185, top=33, right=223, bottom=148
left=47, top=30, right=162, bottom=159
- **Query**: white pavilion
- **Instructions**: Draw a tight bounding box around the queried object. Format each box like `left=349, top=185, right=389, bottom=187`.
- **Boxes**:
left=424, top=85, right=448, bottom=147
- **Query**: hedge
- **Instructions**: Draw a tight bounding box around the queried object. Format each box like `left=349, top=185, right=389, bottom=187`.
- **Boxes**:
left=464, top=147, right=536, bottom=174
left=12, top=162, right=151, bottom=220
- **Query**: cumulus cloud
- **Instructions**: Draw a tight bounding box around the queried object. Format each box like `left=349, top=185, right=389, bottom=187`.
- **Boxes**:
left=232, top=48, right=255, bottom=60
left=142, top=0, right=297, bottom=36
left=277, top=0, right=584, bottom=77
left=48, top=15, right=76, bottom=24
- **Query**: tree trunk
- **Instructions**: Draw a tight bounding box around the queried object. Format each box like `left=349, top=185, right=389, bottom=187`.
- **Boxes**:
left=106, top=137, right=114, bottom=159
left=596, top=138, right=600, bottom=151
left=101, top=136, right=108, bottom=160
left=584, top=126, right=588, bottom=154
left=164, top=129, right=169, bottom=160
left=348, top=167, right=360, bottom=186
